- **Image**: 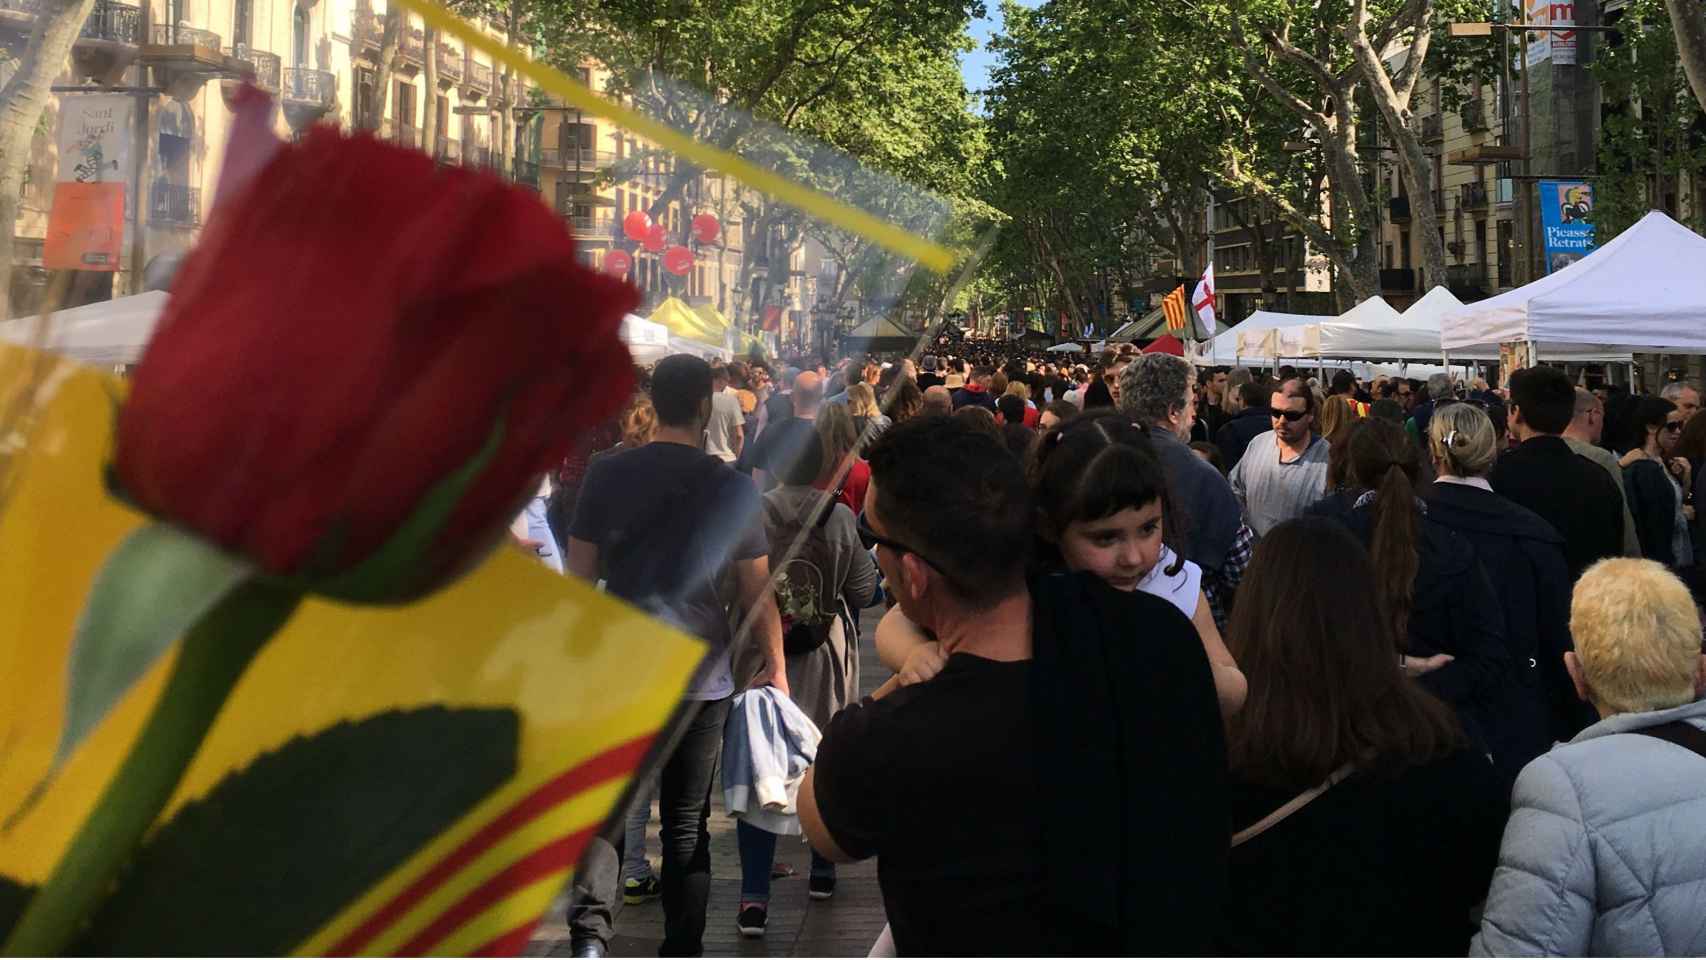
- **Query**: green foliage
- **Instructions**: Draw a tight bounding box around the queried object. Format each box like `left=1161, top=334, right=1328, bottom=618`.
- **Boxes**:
left=1590, top=0, right=1706, bottom=238
left=68, top=707, right=518, bottom=955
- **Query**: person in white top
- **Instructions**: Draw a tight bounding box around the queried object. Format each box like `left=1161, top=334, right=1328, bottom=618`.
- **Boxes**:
left=704, top=362, right=745, bottom=463
left=874, top=409, right=1246, bottom=718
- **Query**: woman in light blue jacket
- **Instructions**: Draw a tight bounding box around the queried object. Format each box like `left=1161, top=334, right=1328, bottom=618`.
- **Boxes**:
left=1473, top=558, right=1706, bottom=957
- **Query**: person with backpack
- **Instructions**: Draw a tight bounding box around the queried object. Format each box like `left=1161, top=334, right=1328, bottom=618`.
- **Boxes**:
left=564, top=354, right=787, bottom=959
left=732, top=427, right=881, bottom=939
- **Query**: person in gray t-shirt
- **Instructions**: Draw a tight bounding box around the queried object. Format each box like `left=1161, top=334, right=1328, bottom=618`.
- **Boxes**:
left=1231, top=378, right=1331, bottom=536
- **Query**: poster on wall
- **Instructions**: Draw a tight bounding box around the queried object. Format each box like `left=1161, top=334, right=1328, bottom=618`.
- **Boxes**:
left=1538, top=180, right=1596, bottom=274
left=1524, top=0, right=1551, bottom=66
left=46, top=94, right=132, bottom=271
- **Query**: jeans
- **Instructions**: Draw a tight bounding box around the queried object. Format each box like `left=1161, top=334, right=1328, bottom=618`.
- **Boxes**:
left=622, top=777, right=658, bottom=883
left=735, top=819, right=836, bottom=904
left=569, top=697, right=730, bottom=956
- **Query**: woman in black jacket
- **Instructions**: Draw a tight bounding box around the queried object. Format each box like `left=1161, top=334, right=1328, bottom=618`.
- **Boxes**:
left=1621, top=396, right=1693, bottom=573
left=1319, top=417, right=1513, bottom=774
left=1422, top=403, right=1590, bottom=771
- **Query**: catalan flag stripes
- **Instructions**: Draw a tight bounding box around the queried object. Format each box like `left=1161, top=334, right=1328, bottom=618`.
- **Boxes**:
left=1162, top=285, right=1189, bottom=332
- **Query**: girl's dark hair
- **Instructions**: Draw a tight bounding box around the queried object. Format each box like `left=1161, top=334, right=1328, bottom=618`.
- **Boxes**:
left=1227, top=517, right=1463, bottom=790
left=1082, top=379, right=1114, bottom=409
left=1625, top=396, right=1677, bottom=453
left=1029, top=409, right=1184, bottom=578
left=883, top=376, right=924, bottom=423
left=1348, top=417, right=1421, bottom=645
left=1324, top=417, right=1370, bottom=494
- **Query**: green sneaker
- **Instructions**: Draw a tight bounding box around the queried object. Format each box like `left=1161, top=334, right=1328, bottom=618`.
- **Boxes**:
left=623, top=874, right=661, bottom=905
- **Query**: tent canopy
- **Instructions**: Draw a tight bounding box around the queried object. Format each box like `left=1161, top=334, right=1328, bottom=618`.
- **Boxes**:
left=692, top=304, right=730, bottom=335
left=844, top=315, right=920, bottom=353
left=1045, top=341, right=1084, bottom=353
left=651, top=297, right=723, bottom=346
left=0, top=291, right=169, bottom=365
left=1142, top=334, right=1185, bottom=356
left=1229, top=309, right=1328, bottom=359
left=1442, top=211, right=1706, bottom=355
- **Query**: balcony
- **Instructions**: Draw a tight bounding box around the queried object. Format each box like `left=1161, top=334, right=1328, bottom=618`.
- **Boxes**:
left=513, top=159, right=540, bottom=190
left=565, top=214, right=614, bottom=237
left=436, top=41, right=463, bottom=82
left=1379, top=268, right=1416, bottom=293
left=464, top=55, right=493, bottom=95
left=1420, top=114, right=1443, bottom=142
left=224, top=44, right=280, bottom=91
left=1460, top=181, right=1489, bottom=211
left=150, top=180, right=199, bottom=228
left=542, top=147, right=615, bottom=169
left=1462, top=99, right=1489, bottom=132
left=151, top=23, right=220, bottom=48
left=401, top=26, right=424, bottom=65
left=1389, top=196, right=1411, bottom=224
left=394, top=122, right=418, bottom=149
left=352, top=7, right=378, bottom=49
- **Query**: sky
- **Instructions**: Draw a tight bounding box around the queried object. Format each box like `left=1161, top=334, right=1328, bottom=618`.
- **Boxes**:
left=959, top=1, right=1041, bottom=100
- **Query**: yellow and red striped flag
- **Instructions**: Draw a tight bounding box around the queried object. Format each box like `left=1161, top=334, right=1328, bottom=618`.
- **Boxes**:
left=1161, top=285, right=1189, bottom=332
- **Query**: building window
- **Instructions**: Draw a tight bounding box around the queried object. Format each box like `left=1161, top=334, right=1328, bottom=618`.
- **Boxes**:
left=233, top=0, right=251, bottom=48
left=354, top=67, right=377, bottom=128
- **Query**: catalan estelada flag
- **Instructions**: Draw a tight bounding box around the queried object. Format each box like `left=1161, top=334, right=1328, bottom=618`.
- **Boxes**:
left=0, top=343, right=703, bottom=956
left=1161, top=285, right=1189, bottom=332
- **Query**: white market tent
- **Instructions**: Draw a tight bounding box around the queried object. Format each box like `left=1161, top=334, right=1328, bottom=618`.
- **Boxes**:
left=0, top=290, right=169, bottom=365
left=1045, top=341, right=1085, bottom=353
left=621, top=313, right=671, bottom=364
left=666, top=335, right=732, bottom=362
left=1233, top=309, right=1327, bottom=360
left=1442, top=211, right=1706, bottom=356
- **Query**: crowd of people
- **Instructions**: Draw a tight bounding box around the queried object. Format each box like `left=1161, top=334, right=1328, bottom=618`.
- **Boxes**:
left=535, top=340, right=1706, bottom=957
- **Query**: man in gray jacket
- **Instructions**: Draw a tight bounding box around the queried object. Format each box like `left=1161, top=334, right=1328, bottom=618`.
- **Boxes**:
left=1473, top=557, right=1706, bottom=957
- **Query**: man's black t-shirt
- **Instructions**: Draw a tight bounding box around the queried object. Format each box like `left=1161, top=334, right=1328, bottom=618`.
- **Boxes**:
left=916, top=372, right=944, bottom=391
left=812, top=654, right=1044, bottom=957
left=744, top=416, right=820, bottom=488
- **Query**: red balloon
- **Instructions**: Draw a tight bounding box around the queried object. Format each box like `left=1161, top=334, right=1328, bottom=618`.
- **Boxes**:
left=663, top=245, right=693, bottom=275
left=603, top=249, right=632, bottom=277
left=691, top=213, right=720, bottom=244
left=643, top=223, right=668, bottom=253
left=622, top=210, right=652, bottom=242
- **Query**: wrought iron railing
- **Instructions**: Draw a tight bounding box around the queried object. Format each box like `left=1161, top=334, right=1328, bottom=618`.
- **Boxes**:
left=566, top=214, right=613, bottom=236
left=282, top=66, right=335, bottom=106
left=150, top=180, right=199, bottom=227
left=465, top=57, right=492, bottom=91
left=151, top=23, right=220, bottom=47
left=401, top=26, right=424, bottom=63
left=541, top=147, right=614, bottom=169
left=226, top=44, right=280, bottom=91
left=513, top=159, right=539, bottom=189
left=436, top=42, right=463, bottom=81
left=84, top=0, right=141, bottom=42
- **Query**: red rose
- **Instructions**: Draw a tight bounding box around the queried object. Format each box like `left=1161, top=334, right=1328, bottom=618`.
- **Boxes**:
left=114, top=125, right=637, bottom=591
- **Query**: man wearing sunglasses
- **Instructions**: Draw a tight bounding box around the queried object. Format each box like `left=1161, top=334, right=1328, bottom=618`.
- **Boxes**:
left=1229, top=378, right=1331, bottom=536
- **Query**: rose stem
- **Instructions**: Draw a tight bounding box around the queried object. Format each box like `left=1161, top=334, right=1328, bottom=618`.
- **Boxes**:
left=3, top=579, right=300, bottom=956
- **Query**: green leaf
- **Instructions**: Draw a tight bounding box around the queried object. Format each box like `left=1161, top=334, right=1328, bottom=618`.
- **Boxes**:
left=313, top=419, right=506, bottom=604
left=0, top=876, right=38, bottom=938
left=58, top=523, right=253, bottom=772
left=73, top=706, right=519, bottom=955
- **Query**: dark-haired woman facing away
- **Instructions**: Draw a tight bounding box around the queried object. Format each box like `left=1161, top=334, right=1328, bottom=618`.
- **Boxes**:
left=1219, top=517, right=1506, bottom=956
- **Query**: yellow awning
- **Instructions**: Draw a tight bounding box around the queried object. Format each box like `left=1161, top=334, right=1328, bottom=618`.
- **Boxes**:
left=692, top=304, right=729, bottom=335
left=649, top=297, right=723, bottom=346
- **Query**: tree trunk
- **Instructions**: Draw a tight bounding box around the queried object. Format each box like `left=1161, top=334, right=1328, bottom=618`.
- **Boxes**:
left=364, top=7, right=403, bottom=133
left=1666, top=0, right=1706, bottom=116
left=496, top=3, right=519, bottom=177
left=420, top=27, right=437, bottom=156
left=0, top=0, right=97, bottom=319
left=1347, top=0, right=1447, bottom=292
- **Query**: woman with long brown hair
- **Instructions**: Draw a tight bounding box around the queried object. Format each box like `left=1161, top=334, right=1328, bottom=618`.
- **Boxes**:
left=1321, top=416, right=1513, bottom=773
left=1219, top=517, right=1506, bottom=955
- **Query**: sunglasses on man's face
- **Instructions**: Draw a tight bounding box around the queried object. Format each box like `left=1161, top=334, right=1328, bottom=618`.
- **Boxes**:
left=858, top=511, right=965, bottom=587
left=1664, top=421, right=1685, bottom=433
left=1271, top=409, right=1309, bottom=422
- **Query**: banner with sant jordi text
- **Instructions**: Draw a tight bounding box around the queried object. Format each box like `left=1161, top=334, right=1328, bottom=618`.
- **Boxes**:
left=1538, top=180, right=1595, bottom=274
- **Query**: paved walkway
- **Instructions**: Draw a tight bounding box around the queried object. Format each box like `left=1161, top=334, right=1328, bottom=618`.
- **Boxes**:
left=528, top=609, right=889, bottom=958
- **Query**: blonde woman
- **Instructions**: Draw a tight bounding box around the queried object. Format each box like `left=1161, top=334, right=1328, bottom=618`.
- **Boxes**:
left=1473, top=558, right=1706, bottom=956
left=845, top=382, right=890, bottom=445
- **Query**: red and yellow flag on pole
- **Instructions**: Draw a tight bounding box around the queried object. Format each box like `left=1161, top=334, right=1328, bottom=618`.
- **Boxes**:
left=1161, top=285, right=1189, bottom=332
